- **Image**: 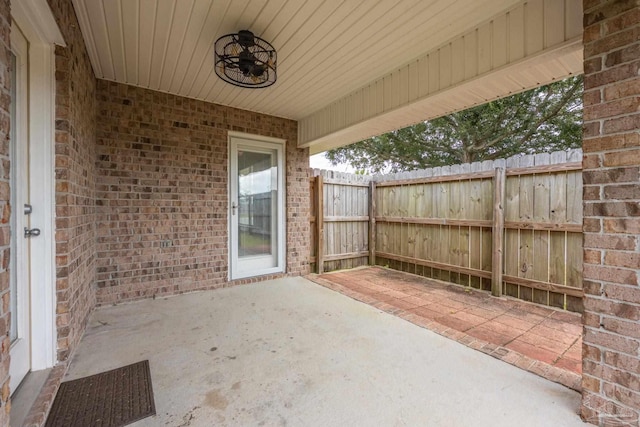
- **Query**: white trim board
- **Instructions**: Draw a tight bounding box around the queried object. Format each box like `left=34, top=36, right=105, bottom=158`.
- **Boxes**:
left=12, top=0, right=64, bottom=371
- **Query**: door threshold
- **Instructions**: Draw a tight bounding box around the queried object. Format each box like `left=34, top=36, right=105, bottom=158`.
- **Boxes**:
left=10, top=369, right=51, bottom=426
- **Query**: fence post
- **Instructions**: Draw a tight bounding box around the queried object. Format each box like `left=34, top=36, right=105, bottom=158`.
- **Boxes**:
left=491, top=167, right=506, bottom=297
left=316, top=175, right=324, bottom=274
left=369, top=181, right=376, bottom=266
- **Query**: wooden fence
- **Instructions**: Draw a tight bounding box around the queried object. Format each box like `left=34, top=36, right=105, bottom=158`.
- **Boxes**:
left=310, top=149, right=584, bottom=312
left=310, top=170, right=373, bottom=272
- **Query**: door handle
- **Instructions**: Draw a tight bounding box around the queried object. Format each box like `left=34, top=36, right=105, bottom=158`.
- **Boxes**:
left=24, top=227, right=41, bottom=238
left=231, top=202, right=238, bottom=215
left=24, top=204, right=32, bottom=215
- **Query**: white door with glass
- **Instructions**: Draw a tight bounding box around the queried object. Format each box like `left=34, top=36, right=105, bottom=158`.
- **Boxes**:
left=229, top=134, right=285, bottom=280
left=9, top=2, right=60, bottom=393
left=10, top=22, right=33, bottom=392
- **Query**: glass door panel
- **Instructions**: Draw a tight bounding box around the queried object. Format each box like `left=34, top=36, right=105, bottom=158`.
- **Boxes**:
left=238, top=150, right=276, bottom=261
left=230, top=136, right=285, bottom=279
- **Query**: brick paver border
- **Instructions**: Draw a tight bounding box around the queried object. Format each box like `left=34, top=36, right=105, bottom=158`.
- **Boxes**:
left=20, top=363, right=68, bottom=427
left=307, top=274, right=582, bottom=392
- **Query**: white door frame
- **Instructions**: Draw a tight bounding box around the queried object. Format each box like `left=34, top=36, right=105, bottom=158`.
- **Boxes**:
left=9, top=21, right=30, bottom=391
left=11, top=0, right=64, bottom=373
left=228, top=131, right=286, bottom=280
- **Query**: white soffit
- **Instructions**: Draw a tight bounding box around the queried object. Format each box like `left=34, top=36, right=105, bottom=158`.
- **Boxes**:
left=299, top=0, right=584, bottom=152
left=71, top=0, right=526, bottom=120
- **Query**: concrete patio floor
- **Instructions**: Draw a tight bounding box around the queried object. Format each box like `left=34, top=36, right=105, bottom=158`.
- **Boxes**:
left=312, top=267, right=582, bottom=390
left=63, top=276, right=584, bottom=426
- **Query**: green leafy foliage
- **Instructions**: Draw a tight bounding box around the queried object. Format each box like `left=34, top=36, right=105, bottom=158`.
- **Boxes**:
left=325, top=76, right=583, bottom=174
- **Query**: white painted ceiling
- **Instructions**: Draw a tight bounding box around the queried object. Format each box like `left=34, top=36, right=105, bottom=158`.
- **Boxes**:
left=71, top=0, right=525, bottom=121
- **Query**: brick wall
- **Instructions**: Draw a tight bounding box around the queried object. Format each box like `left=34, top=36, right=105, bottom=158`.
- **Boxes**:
left=582, top=1, right=640, bottom=426
left=47, top=0, right=97, bottom=362
left=95, top=81, right=310, bottom=304
left=0, top=0, right=10, bottom=423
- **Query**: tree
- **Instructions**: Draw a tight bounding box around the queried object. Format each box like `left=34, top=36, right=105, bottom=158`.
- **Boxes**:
left=325, top=76, right=583, bottom=174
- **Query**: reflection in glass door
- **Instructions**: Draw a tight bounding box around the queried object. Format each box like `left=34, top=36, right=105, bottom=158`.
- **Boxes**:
left=229, top=135, right=285, bottom=279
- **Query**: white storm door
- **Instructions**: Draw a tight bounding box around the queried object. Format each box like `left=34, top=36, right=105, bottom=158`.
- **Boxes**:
left=229, top=135, right=285, bottom=280
left=9, top=22, right=31, bottom=392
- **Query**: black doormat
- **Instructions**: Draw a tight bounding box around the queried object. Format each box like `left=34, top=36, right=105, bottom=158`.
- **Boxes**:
left=45, top=360, right=156, bottom=427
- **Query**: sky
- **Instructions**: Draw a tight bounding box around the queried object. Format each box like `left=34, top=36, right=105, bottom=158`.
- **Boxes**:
left=241, top=153, right=355, bottom=196
left=309, top=152, right=355, bottom=172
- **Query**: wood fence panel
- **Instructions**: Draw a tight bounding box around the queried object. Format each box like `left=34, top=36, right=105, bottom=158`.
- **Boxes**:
left=316, top=175, right=324, bottom=273
left=532, top=171, right=550, bottom=305
left=311, top=150, right=584, bottom=312
left=309, top=177, right=317, bottom=270
left=565, top=164, right=583, bottom=311
left=504, top=167, right=520, bottom=298
left=492, top=168, right=506, bottom=296
left=469, top=178, right=483, bottom=286
left=311, top=170, right=372, bottom=272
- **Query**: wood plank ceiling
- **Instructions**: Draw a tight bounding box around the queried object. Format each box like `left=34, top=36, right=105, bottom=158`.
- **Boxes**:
left=71, top=0, right=527, bottom=121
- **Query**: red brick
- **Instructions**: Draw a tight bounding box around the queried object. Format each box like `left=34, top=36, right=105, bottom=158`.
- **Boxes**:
left=583, top=133, right=640, bottom=152
left=583, top=0, right=606, bottom=12
left=585, top=201, right=640, bottom=217
left=584, top=88, right=603, bottom=106
left=583, top=374, right=603, bottom=393
left=602, top=317, right=640, bottom=340
left=584, top=233, right=637, bottom=250
left=604, top=218, right=640, bottom=234
left=583, top=153, right=603, bottom=169
left=585, top=329, right=640, bottom=355
left=583, top=310, right=602, bottom=327
left=584, top=186, right=602, bottom=200
left=583, top=167, right=639, bottom=183
left=584, top=23, right=603, bottom=43
left=584, top=0, right=640, bottom=27
left=581, top=392, right=638, bottom=425
left=584, top=218, right=603, bottom=232
left=604, top=351, right=640, bottom=375
left=580, top=391, right=638, bottom=427
left=605, top=42, right=640, bottom=67
left=603, top=113, right=640, bottom=134
left=584, top=358, right=604, bottom=378
left=585, top=56, right=604, bottom=74
left=603, top=383, right=640, bottom=411
left=585, top=249, right=603, bottom=264
left=583, top=121, right=602, bottom=138
left=0, top=0, right=22, bottom=420
left=603, top=184, right=640, bottom=200
left=604, top=149, right=640, bottom=171
left=604, top=284, right=640, bottom=304
left=581, top=401, right=599, bottom=424
left=584, top=98, right=640, bottom=122
left=602, top=6, right=640, bottom=36
left=605, top=251, right=640, bottom=269
left=584, top=298, right=640, bottom=322
left=583, top=343, right=602, bottom=362
left=585, top=26, right=640, bottom=60
left=584, top=60, right=640, bottom=90
left=584, top=264, right=638, bottom=285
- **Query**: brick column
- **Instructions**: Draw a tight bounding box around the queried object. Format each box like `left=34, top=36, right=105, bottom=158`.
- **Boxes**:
left=582, top=1, right=640, bottom=426
left=0, top=0, right=11, bottom=425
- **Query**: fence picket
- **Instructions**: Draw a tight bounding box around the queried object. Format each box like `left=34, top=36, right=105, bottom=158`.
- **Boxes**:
left=310, top=149, right=584, bottom=311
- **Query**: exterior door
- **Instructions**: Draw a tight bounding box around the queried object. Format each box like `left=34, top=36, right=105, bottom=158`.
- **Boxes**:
left=9, top=22, right=32, bottom=392
left=229, top=134, right=285, bottom=280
